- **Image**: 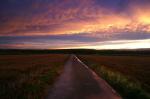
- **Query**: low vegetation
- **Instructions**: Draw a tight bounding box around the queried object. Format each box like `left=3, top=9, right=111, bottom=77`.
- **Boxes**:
left=0, top=49, right=150, bottom=56
left=0, top=54, right=68, bottom=99
left=79, top=55, right=150, bottom=99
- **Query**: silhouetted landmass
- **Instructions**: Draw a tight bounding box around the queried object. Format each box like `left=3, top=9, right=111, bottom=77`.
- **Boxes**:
left=0, top=49, right=150, bottom=56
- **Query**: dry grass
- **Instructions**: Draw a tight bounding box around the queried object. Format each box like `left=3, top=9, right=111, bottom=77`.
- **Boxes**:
left=0, top=54, right=68, bottom=99
left=79, top=55, right=150, bottom=99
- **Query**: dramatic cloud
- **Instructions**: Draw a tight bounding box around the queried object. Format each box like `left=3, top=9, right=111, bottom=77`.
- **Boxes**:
left=0, top=0, right=150, bottom=49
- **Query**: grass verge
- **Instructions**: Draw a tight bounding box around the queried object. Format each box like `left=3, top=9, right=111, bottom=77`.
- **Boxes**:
left=0, top=54, right=68, bottom=99
left=83, top=61, right=150, bottom=99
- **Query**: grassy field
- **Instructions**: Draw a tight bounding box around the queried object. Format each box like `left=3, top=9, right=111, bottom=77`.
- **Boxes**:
left=79, top=55, right=150, bottom=99
left=1, top=49, right=150, bottom=99
left=0, top=54, right=68, bottom=99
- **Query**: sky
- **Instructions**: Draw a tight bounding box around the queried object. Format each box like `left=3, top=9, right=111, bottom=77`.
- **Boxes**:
left=0, top=0, right=150, bottom=49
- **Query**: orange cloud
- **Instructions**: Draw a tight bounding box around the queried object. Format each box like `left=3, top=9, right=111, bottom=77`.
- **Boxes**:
left=0, top=0, right=150, bottom=36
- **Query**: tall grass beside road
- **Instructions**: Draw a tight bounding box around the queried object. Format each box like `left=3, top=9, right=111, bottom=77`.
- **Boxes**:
left=0, top=54, right=68, bottom=99
left=79, top=55, right=150, bottom=99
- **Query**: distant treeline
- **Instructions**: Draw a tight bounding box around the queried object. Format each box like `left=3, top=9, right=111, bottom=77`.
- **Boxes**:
left=0, top=49, right=150, bottom=56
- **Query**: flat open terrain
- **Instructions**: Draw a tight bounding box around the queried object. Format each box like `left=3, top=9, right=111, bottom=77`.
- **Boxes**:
left=79, top=55, right=150, bottom=98
left=79, top=55, right=150, bottom=86
left=0, top=54, right=68, bottom=99
left=1, top=51, right=150, bottom=99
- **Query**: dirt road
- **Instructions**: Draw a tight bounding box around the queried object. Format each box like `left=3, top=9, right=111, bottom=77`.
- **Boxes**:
left=47, top=55, right=122, bottom=99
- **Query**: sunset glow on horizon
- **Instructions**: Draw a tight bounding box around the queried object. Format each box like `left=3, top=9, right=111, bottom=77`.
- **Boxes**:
left=0, top=0, right=150, bottom=49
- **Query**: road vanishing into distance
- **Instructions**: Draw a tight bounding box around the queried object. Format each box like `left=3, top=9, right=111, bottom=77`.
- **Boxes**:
left=47, top=55, right=122, bottom=99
